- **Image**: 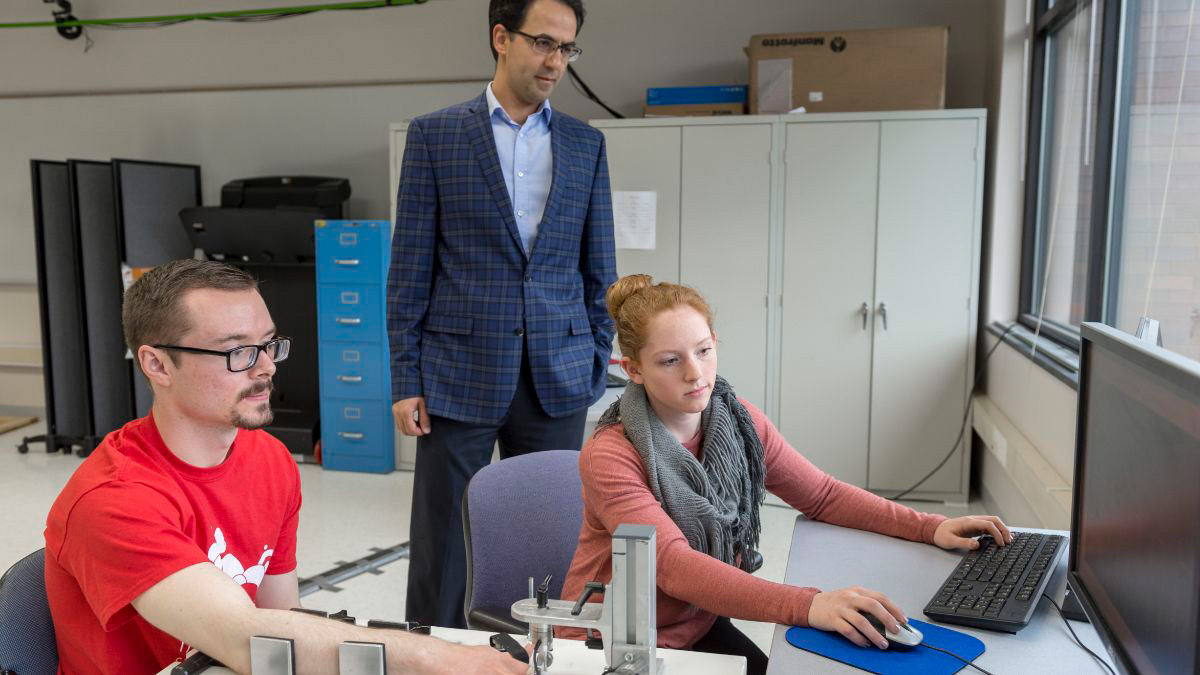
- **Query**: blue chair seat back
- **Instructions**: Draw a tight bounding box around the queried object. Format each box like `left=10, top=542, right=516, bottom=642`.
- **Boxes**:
left=463, top=450, right=584, bottom=627
left=0, top=548, right=59, bottom=675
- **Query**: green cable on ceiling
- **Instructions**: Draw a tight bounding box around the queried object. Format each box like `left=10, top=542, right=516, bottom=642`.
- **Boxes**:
left=0, top=0, right=425, bottom=30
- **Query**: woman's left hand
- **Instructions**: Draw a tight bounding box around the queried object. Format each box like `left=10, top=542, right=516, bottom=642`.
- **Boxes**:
left=933, top=515, right=1013, bottom=550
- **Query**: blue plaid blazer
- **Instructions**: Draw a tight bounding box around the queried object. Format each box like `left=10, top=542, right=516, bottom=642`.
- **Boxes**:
left=387, top=92, right=617, bottom=424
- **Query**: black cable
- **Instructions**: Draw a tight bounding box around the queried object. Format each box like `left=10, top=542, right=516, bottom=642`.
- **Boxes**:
left=918, top=643, right=998, bottom=675
left=888, top=321, right=1021, bottom=502
left=1042, top=593, right=1117, bottom=675
left=566, top=64, right=624, bottom=118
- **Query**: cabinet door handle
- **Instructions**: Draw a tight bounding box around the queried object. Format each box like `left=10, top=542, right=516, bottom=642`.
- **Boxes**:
left=335, top=317, right=363, bottom=326
left=339, top=431, right=365, bottom=440
left=860, top=302, right=870, bottom=331
left=333, top=258, right=360, bottom=267
left=337, top=375, right=364, bottom=383
left=878, top=302, right=889, bottom=331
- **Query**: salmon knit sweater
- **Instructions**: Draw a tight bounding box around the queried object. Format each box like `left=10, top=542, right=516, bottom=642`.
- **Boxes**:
left=559, top=399, right=946, bottom=649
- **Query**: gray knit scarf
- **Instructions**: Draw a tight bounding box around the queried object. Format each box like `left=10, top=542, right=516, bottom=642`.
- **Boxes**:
left=596, top=375, right=766, bottom=571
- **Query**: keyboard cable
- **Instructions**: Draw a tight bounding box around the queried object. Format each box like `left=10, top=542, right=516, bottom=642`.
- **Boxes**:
left=1042, top=592, right=1117, bottom=675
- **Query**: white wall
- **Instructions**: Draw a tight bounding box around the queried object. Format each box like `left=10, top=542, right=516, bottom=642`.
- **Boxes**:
left=0, top=0, right=997, bottom=408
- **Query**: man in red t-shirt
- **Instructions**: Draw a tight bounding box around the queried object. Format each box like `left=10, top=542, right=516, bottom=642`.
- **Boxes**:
left=44, top=260, right=523, bottom=674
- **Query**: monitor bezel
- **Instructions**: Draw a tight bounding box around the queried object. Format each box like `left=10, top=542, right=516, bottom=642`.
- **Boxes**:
left=1068, top=321, right=1200, bottom=675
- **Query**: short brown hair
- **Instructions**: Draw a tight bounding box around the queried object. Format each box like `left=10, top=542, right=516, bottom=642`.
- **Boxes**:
left=122, top=259, right=257, bottom=371
left=606, top=274, right=714, bottom=361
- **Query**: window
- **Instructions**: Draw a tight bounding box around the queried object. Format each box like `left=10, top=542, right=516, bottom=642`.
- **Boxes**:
left=1109, top=0, right=1200, bottom=362
left=1023, top=0, right=1105, bottom=347
left=1021, top=0, right=1200, bottom=363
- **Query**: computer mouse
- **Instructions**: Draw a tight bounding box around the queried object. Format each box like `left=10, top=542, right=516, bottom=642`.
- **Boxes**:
left=858, top=610, right=924, bottom=650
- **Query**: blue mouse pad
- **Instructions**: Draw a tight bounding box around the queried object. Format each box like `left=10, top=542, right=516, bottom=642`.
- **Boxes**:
left=785, top=619, right=985, bottom=675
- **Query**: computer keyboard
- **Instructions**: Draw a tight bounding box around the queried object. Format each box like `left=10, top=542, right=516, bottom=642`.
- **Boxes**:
left=922, top=531, right=1065, bottom=633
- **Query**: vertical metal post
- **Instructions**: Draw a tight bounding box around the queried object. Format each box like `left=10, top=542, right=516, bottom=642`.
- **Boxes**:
left=611, top=524, right=661, bottom=674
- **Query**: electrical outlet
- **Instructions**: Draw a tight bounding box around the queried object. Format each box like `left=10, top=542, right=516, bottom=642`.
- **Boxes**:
left=990, top=427, right=1009, bottom=468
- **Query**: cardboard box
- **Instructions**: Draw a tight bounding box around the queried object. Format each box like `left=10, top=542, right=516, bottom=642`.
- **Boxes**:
left=747, top=26, right=948, bottom=114
left=643, top=102, right=746, bottom=117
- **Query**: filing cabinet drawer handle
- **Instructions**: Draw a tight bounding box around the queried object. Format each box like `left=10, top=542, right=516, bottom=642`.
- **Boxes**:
left=333, top=258, right=361, bottom=267
left=339, top=431, right=365, bottom=440
left=337, top=375, right=364, bottom=383
left=335, top=317, right=363, bottom=326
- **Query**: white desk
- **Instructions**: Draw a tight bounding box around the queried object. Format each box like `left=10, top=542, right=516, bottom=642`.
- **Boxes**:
left=766, top=516, right=1117, bottom=674
left=158, top=624, right=745, bottom=674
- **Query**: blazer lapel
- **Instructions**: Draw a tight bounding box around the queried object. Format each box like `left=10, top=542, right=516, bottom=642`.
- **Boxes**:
left=534, top=118, right=569, bottom=252
left=464, top=94, right=527, bottom=259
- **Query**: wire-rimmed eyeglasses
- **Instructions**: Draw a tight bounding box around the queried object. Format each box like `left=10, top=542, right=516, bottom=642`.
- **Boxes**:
left=507, top=28, right=582, bottom=62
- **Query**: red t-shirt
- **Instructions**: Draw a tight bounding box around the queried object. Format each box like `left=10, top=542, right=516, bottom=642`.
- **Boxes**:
left=44, top=413, right=302, bottom=675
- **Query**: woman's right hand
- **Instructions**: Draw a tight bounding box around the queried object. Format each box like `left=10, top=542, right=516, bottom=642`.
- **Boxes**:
left=807, top=586, right=907, bottom=649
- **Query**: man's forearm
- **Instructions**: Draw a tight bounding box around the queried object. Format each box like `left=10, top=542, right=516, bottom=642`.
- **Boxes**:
left=208, top=607, right=452, bottom=674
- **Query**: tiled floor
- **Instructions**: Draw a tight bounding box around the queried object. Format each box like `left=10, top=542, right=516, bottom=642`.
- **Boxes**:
left=1, top=418, right=991, bottom=655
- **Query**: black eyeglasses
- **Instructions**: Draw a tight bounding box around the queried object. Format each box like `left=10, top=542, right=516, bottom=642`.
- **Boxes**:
left=153, top=337, right=291, bottom=373
left=507, top=28, right=582, bottom=62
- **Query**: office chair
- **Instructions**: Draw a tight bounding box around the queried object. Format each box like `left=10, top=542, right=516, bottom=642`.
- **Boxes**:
left=0, top=549, right=59, bottom=675
left=462, top=450, right=583, bottom=633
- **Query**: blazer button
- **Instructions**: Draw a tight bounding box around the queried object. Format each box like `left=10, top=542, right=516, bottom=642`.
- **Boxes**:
left=514, top=328, right=525, bottom=336
left=524, top=274, right=533, bottom=282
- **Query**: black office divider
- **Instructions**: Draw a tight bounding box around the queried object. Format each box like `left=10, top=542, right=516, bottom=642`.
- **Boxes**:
left=113, top=159, right=201, bottom=416
left=69, top=160, right=135, bottom=439
left=24, top=160, right=92, bottom=454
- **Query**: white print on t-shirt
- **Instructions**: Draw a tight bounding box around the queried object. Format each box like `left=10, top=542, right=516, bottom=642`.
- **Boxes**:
left=207, top=527, right=273, bottom=587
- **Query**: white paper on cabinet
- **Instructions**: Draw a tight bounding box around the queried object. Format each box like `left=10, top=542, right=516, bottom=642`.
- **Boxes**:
left=613, top=191, right=656, bottom=250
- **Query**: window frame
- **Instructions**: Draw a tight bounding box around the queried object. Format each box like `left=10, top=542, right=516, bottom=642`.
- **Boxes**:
left=1019, top=0, right=1131, bottom=356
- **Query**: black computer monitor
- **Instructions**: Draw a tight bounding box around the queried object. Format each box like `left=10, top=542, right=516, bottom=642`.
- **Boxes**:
left=1068, top=322, right=1200, bottom=675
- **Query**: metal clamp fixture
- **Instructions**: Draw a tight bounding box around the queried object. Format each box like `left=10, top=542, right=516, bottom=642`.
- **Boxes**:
left=510, top=524, right=663, bottom=675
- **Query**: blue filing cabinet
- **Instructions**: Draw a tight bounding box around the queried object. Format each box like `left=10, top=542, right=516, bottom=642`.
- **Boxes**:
left=315, top=220, right=394, bottom=473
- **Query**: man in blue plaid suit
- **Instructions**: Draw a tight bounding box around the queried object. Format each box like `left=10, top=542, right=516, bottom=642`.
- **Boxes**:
left=387, top=0, right=616, bottom=628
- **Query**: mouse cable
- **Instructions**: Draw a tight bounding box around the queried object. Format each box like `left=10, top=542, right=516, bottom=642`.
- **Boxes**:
left=917, top=643, right=998, bottom=675
left=1042, top=593, right=1117, bottom=675
left=887, top=321, right=1020, bottom=502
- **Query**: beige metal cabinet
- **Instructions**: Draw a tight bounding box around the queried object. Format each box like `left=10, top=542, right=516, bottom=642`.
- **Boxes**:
left=780, top=115, right=983, bottom=499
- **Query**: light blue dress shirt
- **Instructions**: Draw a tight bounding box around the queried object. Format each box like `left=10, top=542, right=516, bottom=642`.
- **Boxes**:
left=486, top=82, right=554, bottom=256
